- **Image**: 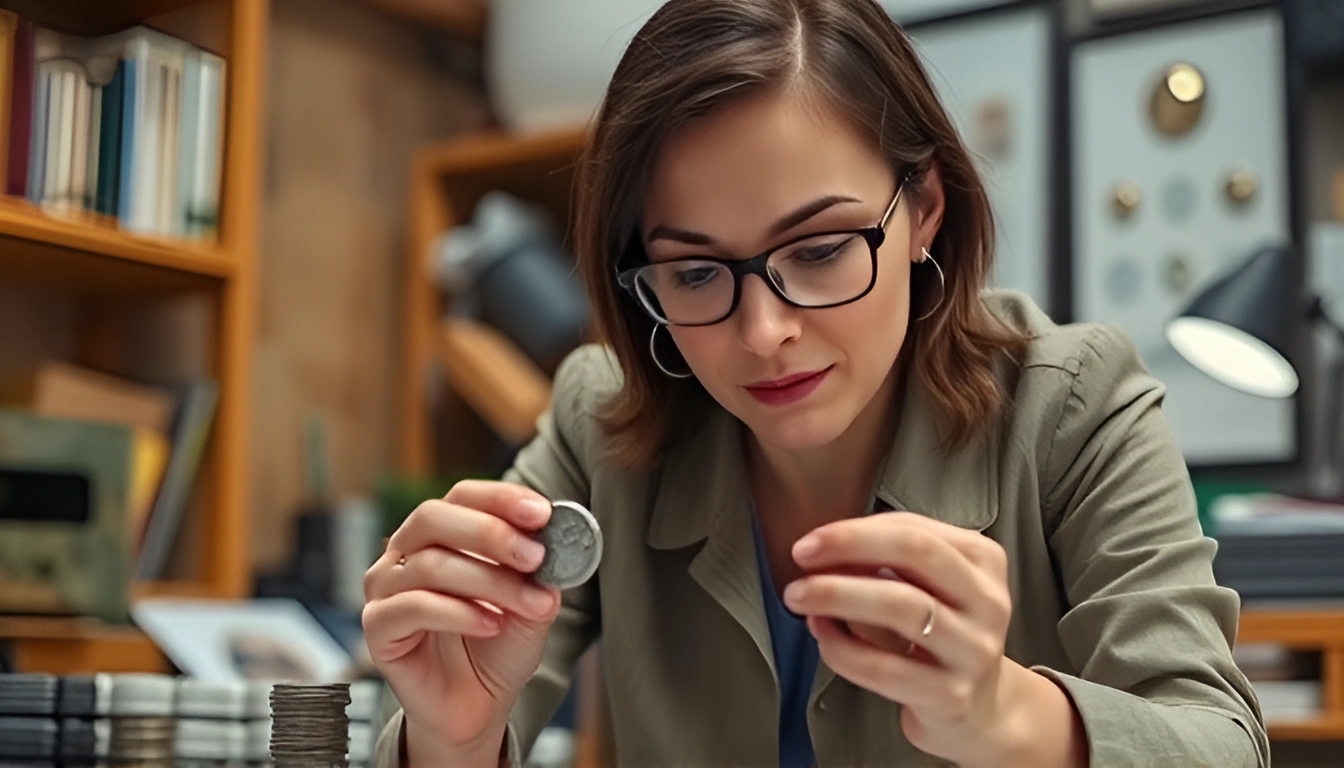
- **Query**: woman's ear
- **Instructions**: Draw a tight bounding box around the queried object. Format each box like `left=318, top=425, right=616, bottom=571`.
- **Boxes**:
left=909, top=161, right=946, bottom=262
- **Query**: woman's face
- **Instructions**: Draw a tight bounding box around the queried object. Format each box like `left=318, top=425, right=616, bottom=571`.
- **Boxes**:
left=641, top=87, right=943, bottom=451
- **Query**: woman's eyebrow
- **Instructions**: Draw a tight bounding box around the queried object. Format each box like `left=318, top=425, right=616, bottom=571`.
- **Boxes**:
left=645, top=194, right=863, bottom=246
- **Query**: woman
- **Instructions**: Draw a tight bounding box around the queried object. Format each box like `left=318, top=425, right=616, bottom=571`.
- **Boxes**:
left=363, top=1, right=1268, bottom=766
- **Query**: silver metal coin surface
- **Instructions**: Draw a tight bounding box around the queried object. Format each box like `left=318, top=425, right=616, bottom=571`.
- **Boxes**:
left=532, top=501, right=602, bottom=590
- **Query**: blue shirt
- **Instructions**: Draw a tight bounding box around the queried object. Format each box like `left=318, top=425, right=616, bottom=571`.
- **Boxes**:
left=750, top=511, right=820, bottom=768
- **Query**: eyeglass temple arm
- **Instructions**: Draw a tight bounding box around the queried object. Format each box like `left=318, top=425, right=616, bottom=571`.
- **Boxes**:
left=879, top=173, right=911, bottom=230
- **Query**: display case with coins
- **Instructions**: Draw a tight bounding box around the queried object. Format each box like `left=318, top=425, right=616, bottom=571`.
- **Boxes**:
left=1068, top=2, right=1298, bottom=468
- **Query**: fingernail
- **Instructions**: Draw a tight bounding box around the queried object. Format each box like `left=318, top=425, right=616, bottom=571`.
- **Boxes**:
left=480, top=612, right=502, bottom=633
left=523, top=585, right=555, bottom=616
left=793, top=535, right=819, bottom=561
left=784, top=581, right=807, bottom=605
left=524, top=499, right=552, bottom=525
left=515, top=537, right=547, bottom=570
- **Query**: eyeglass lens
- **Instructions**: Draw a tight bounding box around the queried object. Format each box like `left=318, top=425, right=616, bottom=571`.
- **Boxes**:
left=632, top=231, right=874, bottom=325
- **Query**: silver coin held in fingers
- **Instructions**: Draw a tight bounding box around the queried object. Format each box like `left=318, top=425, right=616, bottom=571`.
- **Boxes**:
left=531, top=500, right=602, bottom=590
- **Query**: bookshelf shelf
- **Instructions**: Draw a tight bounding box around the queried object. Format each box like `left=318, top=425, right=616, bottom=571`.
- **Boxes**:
left=0, top=198, right=234, bottom=293
left=0, top=617, right=167, bottom=674
left=0, top=0, right=203, bottom=37
left=1264, top=717, right=1344, bottom=742
left=1238, top=605, right=1344, bottom=741
left=0, top=0, right=266, bottom=675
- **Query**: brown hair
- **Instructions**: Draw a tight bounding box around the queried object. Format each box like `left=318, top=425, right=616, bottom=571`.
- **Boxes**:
left=574, top=0, right=1027, bottom=468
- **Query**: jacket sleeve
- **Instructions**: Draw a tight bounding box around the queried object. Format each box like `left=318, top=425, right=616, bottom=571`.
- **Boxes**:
left=373, top=347, right=607, bottom=768
left=1032, top=325, right=1270, bottom=768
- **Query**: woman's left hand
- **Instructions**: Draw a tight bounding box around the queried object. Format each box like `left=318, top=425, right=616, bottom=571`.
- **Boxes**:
left=783, top=511, right=1042, bottom=766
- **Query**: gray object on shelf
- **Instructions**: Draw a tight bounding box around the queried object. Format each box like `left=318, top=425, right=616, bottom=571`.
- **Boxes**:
left=433, top=192, right=589, bottom=375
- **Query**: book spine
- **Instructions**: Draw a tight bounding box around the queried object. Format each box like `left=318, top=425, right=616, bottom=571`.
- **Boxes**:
left=96, top=60, right=124, bottom=216
left=25, top=64, right=49, bottom=204
left=156, top=59, right=181, bottom=234
left=194, top=52, right=226, bottom=240
left=69, top=75, right=89, bottom=212
left=0, top=11, right=18, bottom=190
left=85, top=86, right=101, bottom=211
left=6, top=20, right=33, bottom=196
left=135, top=380, right=218, bottom=581
left=175, top=50, right=200, bottom=239
left=48, top=66, right=75, bottom=210
left=116, top=54, right=138, bottom=224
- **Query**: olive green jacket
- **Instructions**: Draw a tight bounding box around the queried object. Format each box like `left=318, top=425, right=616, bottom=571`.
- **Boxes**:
left=374, top=290, right=1269, bottom=767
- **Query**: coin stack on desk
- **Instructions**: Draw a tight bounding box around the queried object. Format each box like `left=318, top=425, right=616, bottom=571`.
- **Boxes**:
left=0, top=674, right=381, bottom=767
left=0, top=673, right=60, bottom=766
left=58, top=675, right=112, bottom=766
left=268, top=683, right=351, bottom=768
left=176, top=679, right=249, bottom=767
left=108, top=674, right=177, bottom=766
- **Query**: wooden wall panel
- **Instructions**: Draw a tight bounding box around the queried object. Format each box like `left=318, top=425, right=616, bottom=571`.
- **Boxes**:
left=250, top=0, right=486, bottom=569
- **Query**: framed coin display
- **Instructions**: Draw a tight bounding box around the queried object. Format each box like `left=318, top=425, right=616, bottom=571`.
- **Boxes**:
left=1069, top=4, right=1298, bottom=467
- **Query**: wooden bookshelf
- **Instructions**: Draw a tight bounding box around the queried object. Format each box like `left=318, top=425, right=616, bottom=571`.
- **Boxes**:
left=400, top=127, right=584, bottom=474
left=1238, top=605, right=1344, bottom=741
left=0, top=0, right=267, bottom=673
left=0, top=198, right=235, bottom=292
left=0, top=0, right=205, bottom=37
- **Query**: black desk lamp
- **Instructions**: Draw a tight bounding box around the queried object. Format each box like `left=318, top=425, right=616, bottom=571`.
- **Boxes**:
left=1167, top=243, right=1344, bottom=497
left=1165, top=244, right=1305, bottom=399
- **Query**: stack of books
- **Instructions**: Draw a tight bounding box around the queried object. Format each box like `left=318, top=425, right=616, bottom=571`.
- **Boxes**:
left=0, top=361, right=219, bottom=591
left=1210, top=493, right=1344, bottom=600
left=2, top=14, right=227, bottom=241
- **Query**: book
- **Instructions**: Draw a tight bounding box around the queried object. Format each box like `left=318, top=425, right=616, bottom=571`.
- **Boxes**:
left=0, top=360, right=176, bottom=434
left=187, top=51, right=226, bottom=240
left=5, top=17, right=33, bottom=196
left=6, top=18, right=229, bottom=241
left=95, top=59, right=125, bottom=216
left=156, top=47, right=184, bottom=235
left=84, top=82, right=101, bottom=210
left=0, top=10, right=18, bottom=188
left=119, top=28, right=193, bottom=234
left=136, top=378, right=219, bottom=580
left=0, top=361, right=175, bottom=547
left=174, top=48, right=201, bottom=238
left=25, top=56, right=49, bottom=204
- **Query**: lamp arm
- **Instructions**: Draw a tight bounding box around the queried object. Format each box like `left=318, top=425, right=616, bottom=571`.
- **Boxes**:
left=1308, top=295, right=1344, bottom=498
left=1307, top=295, right=1344, bottom=339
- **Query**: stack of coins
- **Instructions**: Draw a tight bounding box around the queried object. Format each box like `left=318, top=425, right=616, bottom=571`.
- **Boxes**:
left=0, top=716, right=59, bottom=765
left=56, top=676, right=110, bottom=720
left=176, top=680, right=248, bottom=767
left=108, top=674, right=177, bottom=766
left=0, top=674, right=60, bottom=767
left=57, top=717, right=109, bottom=767
left=268, top=684, right=351, bottom=768
left=0, top=674, right=59, bottom=716
left=243, top=682, right=274, bottom=765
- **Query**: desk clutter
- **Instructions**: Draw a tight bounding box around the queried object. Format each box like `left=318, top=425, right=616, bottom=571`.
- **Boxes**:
left=1210, top=494, right=1344, bottom=600
left=0, top=674, right=381, bottom=767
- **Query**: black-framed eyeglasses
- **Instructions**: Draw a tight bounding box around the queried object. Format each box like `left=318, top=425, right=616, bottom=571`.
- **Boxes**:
left=616, top=174, right=910, bottom=327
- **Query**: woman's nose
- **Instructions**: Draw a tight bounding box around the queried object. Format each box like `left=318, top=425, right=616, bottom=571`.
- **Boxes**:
left=735, top=275, right=801, bottom=355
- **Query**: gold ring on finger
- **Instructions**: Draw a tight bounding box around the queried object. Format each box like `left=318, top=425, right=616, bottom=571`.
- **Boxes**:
left=906, top=600, right=936, bottom=655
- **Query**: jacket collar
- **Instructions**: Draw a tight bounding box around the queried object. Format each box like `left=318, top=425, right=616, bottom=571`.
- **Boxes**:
left=646, top=368, right=1001, bottom=551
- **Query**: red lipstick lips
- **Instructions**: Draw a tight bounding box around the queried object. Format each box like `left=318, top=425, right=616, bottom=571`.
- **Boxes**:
left=744, top=366, right=832, bottom=406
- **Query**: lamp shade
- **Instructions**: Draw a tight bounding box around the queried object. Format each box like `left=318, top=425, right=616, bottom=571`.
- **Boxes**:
left=1165, top=244, right=1301, bottom=399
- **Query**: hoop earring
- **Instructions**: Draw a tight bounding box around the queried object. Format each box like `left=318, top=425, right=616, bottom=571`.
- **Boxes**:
left=915, top=247, right=945, bottom=322
left=649, top=324, right=694, bottom=379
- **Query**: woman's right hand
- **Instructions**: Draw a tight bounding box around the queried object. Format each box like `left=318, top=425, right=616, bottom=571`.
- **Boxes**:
left=362, top=480, right=562, bottom=761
